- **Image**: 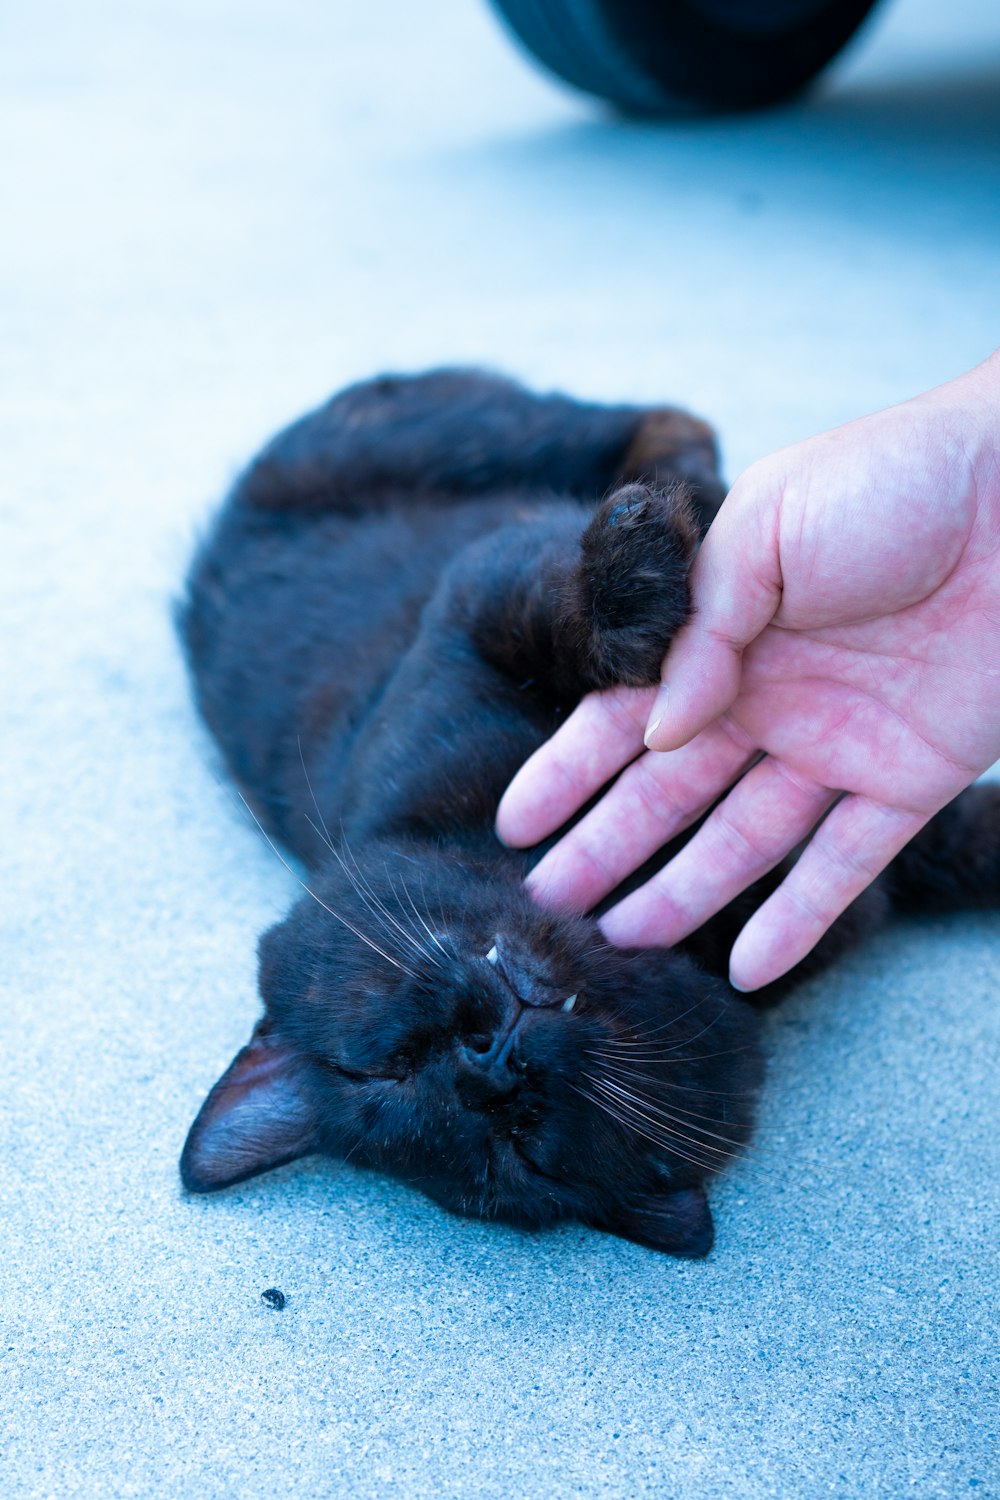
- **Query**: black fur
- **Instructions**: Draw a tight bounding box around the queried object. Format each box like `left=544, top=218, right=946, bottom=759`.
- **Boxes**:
left=178, top=369, right=1000, bottom=1256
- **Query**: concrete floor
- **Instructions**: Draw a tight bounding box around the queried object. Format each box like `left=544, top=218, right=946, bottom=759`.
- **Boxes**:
left=2, top=1, right=998, bottom=1495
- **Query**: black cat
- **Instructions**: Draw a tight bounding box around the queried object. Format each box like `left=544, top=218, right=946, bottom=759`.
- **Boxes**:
left=179, top=370, right=999, bottom=1256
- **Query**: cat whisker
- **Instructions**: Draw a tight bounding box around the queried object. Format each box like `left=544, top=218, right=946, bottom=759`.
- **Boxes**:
left=585, top=1099, right=731, bottom=1174
left=291, top=761, right=432, bottom=972
left=585, top=1048, right=695, bottom=1063
left=297, top=737, right=338, bottom=853
left=587, top=1063, right=751, bottom=1129
left=232, top=790, right=412, bottom=975
left=384, top=874, right=444, bottom=968
left=594, top=1006, right=729, bottom=1059
left=332, top=832, right=438, bottom=969
left=584, top=1071, right=746, bottom=1153
left=582, top=1063, right=759, bottom=1102
left=570, top=1084, right=721, bottom=1174
left=586, top=1084, right=771, bottom=1172
left=336, top=827, right=445, bottom=971
left=391, top=868, right=451, bottom=964
left=413, top=868, right=456, bottom=961
left=325, top=839, right=425, bottom=963
left=590, top=1045, right=753, bottom=1071
left=585, top=1043, right=715, bottom=1063
left=658, top=1008, right=728, bottom=1054
left=304, top=812, right=335, bottom=852
left=599, top=996, right=717, bottom=1045
left=350, top=855, right=438, bottom=966
left=583, top=1074, right=742, bottom=1163
left=294, top=754, right=434, bottom=971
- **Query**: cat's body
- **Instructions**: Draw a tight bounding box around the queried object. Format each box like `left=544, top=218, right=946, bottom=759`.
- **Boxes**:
left=180, top=370, right=999, bottom=1255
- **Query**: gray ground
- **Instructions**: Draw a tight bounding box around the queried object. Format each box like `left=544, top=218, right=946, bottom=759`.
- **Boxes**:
left=2, top=1, right=998, bottom=1495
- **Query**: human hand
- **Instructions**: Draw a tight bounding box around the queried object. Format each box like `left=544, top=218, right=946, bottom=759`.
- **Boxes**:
left=497, top=351, right=1000, bottom=990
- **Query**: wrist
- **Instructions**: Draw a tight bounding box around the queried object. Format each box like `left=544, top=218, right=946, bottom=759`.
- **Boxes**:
left=912, top=348, right=1000, bottom=514
left=953, top=344, right=1000, bottom=424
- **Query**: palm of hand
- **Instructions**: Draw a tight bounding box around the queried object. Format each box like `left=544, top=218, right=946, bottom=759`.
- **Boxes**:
left=734, top=408, right=997, bottom=802
left=735, top=549, right=995, bottom=811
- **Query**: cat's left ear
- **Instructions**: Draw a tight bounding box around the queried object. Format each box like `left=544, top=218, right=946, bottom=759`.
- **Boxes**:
left=600, top=1185, right=714, bottom=1257
left=180, top=1021, right=319, bottom=1192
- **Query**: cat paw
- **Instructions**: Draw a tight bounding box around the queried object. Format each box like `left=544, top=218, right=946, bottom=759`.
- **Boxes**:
left=621, top=409, right=725, bottom=530
left=573, top=482, right=699, bottom=689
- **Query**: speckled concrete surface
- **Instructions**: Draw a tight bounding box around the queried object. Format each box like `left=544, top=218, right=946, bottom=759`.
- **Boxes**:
left=2, top=2, right=998, bottom=1495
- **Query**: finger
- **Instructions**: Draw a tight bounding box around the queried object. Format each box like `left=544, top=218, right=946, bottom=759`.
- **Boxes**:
left=728, top=796, right=931, bottom=991
left=645, top=468, right=784, bottom=752
left=496, top=685, right=655, bottom=848
left=599, top=757, right=835, bottom=948
left=526, top=718, right=756, bottom=915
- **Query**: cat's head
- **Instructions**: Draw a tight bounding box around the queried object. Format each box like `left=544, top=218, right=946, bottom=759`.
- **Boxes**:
left=181, top=844, right=762, bottom=1256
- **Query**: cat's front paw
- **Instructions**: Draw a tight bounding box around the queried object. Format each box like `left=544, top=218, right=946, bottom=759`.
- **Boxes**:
left=572, top=482, right=699, bottom=689
left=621, top=408, right=725, bottom=530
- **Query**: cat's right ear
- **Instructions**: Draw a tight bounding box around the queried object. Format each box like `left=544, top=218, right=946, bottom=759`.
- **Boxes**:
left=180, top=1021, right=319, bottom=1192
left=599, top=1185, right=715, bottom=1258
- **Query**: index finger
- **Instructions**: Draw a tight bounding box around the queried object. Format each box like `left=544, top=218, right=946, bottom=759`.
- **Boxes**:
left=496, top=684, right=656, bottom=847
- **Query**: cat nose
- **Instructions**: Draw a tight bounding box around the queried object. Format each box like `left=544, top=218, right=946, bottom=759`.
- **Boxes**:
left=456, top=1005, right=525, bottom=1105
left=461, top=1010, right=523, bottom=1076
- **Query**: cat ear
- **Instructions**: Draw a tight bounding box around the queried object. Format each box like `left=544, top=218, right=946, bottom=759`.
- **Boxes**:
left=601, top=1185, right=714, bottom=1257
left=180, top=1022, right=319, bottom=1192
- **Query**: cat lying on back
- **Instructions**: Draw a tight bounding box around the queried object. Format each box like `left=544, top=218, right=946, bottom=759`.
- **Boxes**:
left=180, top=369, right=1000, bottom=1256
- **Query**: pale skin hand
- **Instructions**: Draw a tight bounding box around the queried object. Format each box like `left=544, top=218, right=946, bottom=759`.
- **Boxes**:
left=496, top=350, right=1000, bottom=991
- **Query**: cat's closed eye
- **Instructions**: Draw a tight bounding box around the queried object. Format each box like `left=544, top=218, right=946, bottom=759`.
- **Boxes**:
left=342, top=1068, right=407, bottom=1084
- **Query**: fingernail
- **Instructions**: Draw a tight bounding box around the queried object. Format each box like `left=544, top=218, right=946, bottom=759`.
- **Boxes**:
left=644, top=684, right=669, bottom=748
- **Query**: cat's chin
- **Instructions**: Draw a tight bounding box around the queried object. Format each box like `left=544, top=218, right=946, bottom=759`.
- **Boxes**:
left=421, top=1156, right=716, bottom=1258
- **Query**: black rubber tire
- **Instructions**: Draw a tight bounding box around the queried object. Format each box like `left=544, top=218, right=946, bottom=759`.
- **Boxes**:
left=488, top=0, right=884, bottom=113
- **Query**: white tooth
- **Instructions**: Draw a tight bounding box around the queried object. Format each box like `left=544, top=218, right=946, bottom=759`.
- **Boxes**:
left=485, top=945, right=499, bottom=966
left=561, top=994, right=577, bottom=1013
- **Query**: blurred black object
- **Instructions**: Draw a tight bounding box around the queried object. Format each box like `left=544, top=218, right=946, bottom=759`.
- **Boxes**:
left=488, top=0, right=884, bottom=113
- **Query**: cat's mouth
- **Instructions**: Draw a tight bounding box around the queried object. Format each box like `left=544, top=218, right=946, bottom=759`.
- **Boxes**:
left=459, top=934, right=580, bottom=1087
left=484, top=935, right=578, bottom=1014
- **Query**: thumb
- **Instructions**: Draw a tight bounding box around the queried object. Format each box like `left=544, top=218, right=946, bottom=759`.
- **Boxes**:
left=645, top=467, right=784, bottom=752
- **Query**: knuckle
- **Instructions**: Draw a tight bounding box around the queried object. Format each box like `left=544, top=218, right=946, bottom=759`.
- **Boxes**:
left=771, top=759, right=827, bottom=801
left=822, top=830, right=879, bottom=888
left=629, top=766, right=684, bottom=830
left=599, top=686, right=655, bottom=742
left=712, top=806, right=782, bottom=870
left=780, top=879, right=832, bottom=930
left=561, top=835, right=618, bottom=896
